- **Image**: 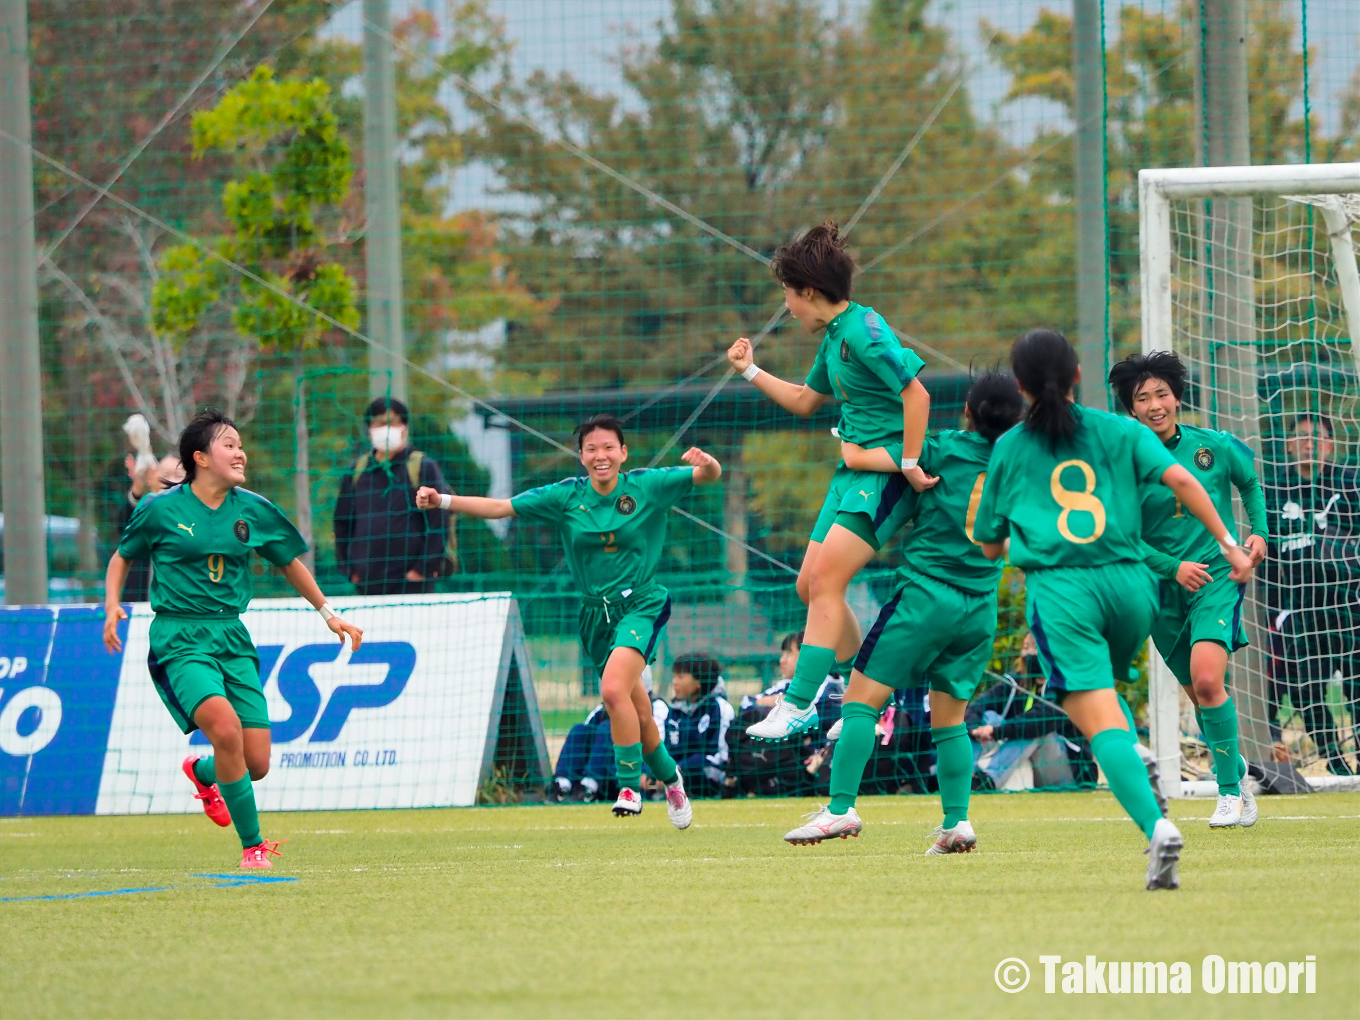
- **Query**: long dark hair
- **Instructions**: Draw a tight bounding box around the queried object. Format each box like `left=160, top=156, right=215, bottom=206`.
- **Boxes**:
left=1012, top=329, right=1079, bottom=448
left=1107, top=351, right=1187, bottom=414
left=178, top=407, right=237, bottom=483
left=966, top=371, right=1024, bottom=442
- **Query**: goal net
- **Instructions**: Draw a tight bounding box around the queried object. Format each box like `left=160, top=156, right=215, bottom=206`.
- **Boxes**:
left=1140, top=162, right=1360, bottom=796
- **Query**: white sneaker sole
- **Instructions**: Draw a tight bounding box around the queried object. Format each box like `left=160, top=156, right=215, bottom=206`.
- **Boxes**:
left=925, top=837, right=977, bottom=855
left=612, top=803, right=642, bottom=817
left=785, top=827, right=860, bottom=846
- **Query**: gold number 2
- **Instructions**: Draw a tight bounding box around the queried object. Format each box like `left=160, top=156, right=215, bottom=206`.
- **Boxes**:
left=207, top=554, right=225, bottom=582
left=964, top=472, right=987, bottom=546
left=1050, top=459, right=1106, bottom=544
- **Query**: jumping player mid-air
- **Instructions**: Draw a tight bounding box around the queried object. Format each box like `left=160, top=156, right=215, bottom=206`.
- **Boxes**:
left=417, top=414, right=721, bottom=825
left=973, top=330, right=1255, bottom=890
left=1109, top=351, right=1268, bottom=829
left=782, top=372, right=1024, bottom=853
left=102, top=408, right=363, bottom=868
left=728, top=221, right=934, bottom=742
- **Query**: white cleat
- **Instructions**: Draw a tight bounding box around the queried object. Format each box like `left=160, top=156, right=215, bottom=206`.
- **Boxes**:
left=926, top=819, right=977, bottom=855
left=1238, top=758, right=1258, bottom=827
left=1133, top=742, right=1169, bottom=819
left=1209, top=793, right=1242, bottom=828
left=825, top=718, right=843, bottom=741
left=1145, top=818, right=1183, bottom=890
left=664, top=771, right=693, bottom=830
left=747, top=696, right=820, bottom=741
left=611, top=786, right=642, bottom=817
left=783, top=806, right=863, bottom=845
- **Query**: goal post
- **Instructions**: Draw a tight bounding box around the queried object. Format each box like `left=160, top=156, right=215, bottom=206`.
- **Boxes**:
left=1139, top=161, right=1360, bottom=799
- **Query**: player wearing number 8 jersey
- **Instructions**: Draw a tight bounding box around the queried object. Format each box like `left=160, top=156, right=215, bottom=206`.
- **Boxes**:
left=974, top=330, right=1255, bottom=890
left=102, top=408, right=363, bottom=868
left=416, top=414, right=722, bottom=826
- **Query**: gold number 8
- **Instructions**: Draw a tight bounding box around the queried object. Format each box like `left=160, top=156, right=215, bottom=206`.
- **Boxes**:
left=1050, top=459, right=1106, bottom=544
left=207, top=554, right=225, bottom=582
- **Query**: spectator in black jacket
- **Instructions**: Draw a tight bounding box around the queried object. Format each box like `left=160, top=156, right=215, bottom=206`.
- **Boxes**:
left=1263, top=413, right=1360, bottom=774
left=334, top=398, right=453, bottom=596
left=550, top=671, right=670, bottom=803
left=665, top=654, right=734, bottom=798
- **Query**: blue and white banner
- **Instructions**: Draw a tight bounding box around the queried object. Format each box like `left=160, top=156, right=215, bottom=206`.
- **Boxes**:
left=0, top=594, right=548, bottom=816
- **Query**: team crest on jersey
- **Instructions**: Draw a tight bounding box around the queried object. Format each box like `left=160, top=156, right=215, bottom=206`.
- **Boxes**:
left=1194, top=447, right=1214, bottom=471
left=233, top=519, right=250, bottom=543
left=615, top=494, right=637, bottom=516
left=840, top=339, right=850, bottom=361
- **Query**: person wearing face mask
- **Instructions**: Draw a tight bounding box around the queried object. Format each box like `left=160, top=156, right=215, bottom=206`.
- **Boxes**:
left=1263, top=412, right=1360, bottom=775
left=333, top=397, right=453, bottom=596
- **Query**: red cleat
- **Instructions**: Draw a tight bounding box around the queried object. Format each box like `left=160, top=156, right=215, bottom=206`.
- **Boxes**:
left=241, top=839, right=284, bottom=869
left=182, top=755, right=231, bottom=827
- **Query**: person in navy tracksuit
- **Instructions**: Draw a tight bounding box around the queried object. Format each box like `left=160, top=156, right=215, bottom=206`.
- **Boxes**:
left=665, top=654, right=735, bottom=799
left=551, top=668, right=669, bottom=802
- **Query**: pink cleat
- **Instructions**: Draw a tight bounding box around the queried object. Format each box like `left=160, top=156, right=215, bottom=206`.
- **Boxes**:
left=182, top=756, right=231, bottom=827
left=241, top=839, right=285, bottom=868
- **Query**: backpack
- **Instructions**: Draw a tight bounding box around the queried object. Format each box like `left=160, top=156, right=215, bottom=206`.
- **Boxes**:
left=351, top=450, right=458, bottom=572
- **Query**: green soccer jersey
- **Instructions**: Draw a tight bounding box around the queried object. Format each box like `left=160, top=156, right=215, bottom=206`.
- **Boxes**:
left=805, top=302, right=925, bottom=448
left=974, top=405, right=1178, bottom=570
left=117, top=484, right=308, bottom=616
left=898, top=429, right=1004, bottom=594
left=511, top=467, right=694, bottom=600
left=1139, top=424, right=1269, bottom=579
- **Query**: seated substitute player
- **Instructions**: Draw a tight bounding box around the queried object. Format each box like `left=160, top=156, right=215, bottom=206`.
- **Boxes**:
left=1109, top=351, right=1268, bottom=829
left=973, top=330, right=1255, bottom=891
left=781, top=372, right=1024, bottom=852
left=664, top=655, right=735, bottom=799
left=101, top=408, right=363, bottom=868
left=727, top=221, right=934, bottom=742
left=416, top=414, right=721, bottom=826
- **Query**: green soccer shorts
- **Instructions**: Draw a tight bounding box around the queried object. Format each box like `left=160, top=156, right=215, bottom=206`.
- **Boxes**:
left=1026, top=561, right=1159, bottom=694
left=1151, top=572, right=1248, bottom=687
left=853, top=569, right=998, bottom=701
left=147, top=615, right=270, bottom=734
left=578, top=585, right=672, bottom=677
left=809, top=463, right=915, bottom=550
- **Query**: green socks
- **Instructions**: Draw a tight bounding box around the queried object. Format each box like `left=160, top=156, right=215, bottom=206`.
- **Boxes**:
left=785, top=643, right=836, bottom=709
left=1117, top=694, right=1137, bottom=736
left=1091, top=728, right=1163, bottom=839
left=614, top=742, right=643, bottom=793
left=218, top=774, right=261, bottom=848
left=931, top=725, right=972, bottom=829
left=642, top=743, right=679, bottom=786
left=1200, top=699, right=1243, bottom=796
left=192, top=756, right=216, bottom=787
left=828, top=702, right=879, bottom=814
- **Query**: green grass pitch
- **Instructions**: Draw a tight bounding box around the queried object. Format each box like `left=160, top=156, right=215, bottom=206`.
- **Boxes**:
left=3, top=792, right=1357, bottom=1018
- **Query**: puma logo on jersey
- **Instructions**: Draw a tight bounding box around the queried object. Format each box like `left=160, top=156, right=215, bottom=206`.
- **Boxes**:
left=858, top=489, right=874, bottom=499
left=176, top=522, right=196, bottom=537
left=629, top=629, right=642, bottom=640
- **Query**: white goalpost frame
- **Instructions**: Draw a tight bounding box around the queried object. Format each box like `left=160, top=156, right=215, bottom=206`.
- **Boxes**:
left=1139, top=161, right=1360, bottom=800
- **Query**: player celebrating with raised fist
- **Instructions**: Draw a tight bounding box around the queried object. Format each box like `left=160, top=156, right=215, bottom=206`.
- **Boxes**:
left=102, top=408, right=363, bottom=868
left=417, top=414, right=721, bottom=826
left=729, top=221, right=934, bottom=743
left=1109, top=351, right=1268, bottom=829
left=973, top=330, right=1255, bottom=890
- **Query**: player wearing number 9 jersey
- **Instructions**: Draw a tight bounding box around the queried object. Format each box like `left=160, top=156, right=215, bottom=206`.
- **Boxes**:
left=102, top=408, right=363, bottom=869
left=974, top=330, right=1255, bottom=891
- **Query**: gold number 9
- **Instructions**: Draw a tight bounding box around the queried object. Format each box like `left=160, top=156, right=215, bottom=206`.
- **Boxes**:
left=1050, top=460, right=1106, bottom=544
left=207, top=554, right=225, bottom=582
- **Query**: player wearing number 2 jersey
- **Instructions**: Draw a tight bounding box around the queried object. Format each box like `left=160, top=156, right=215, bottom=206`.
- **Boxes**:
left=102, top=408, right=363, bottom=868
left=416, top=414, right=722, bottom=827
left=781, top=373, right=1024, bottom=852
left=974, top=330, right=1255, bottom=890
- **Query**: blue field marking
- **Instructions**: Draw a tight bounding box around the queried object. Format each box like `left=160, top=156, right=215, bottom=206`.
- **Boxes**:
left=0, top=886, right=170, bottom=902
left=0, top=872, right=297, bottom=902
left=194, top=873, right=298, bottom=887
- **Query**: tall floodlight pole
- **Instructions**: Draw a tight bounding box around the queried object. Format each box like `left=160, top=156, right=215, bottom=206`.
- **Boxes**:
left=1073, top=0, right=1108, bottom=409
left=1202, top=0, right=1271, bottom=763
left=0, top=1, right=48, bottom=606
left=363, top=0, right=407, bottom=401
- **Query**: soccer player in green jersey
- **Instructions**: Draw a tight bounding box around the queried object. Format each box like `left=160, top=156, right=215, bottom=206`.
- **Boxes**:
left=782, top=373, right=1025, bottom=852
left=102, top=408, right=363, bottom=868
left=416, top=414, right=721, bottom=825
left=974, top=330, right=1256, bottom=890
left=1109, top=351, right=1269, bottom=829
left=727, top=222, right=935, bottom=742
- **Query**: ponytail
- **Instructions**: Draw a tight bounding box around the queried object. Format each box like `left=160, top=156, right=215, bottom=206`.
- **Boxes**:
left=1011, top=329, right=1079, bottom=449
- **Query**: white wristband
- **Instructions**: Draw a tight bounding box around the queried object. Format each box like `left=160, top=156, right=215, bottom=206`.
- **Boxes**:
left=319, top=602, right=338, bottom=622
left=1218, top=532, right=1239, bottom=557
left=439, top=493, right=452, bottom=511
left=741, top=363, right=761, bottom=382
left=901, top=457, right=919, bottom=471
